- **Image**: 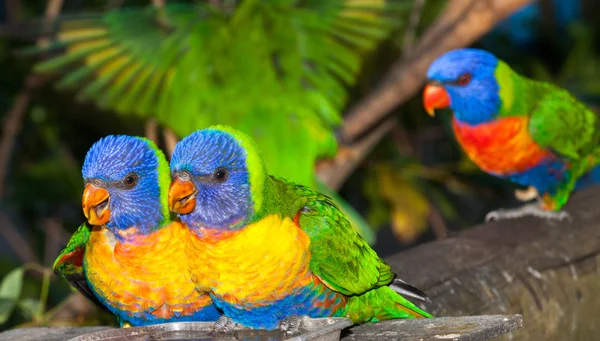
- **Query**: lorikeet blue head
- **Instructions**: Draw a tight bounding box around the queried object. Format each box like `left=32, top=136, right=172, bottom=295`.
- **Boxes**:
left=423, top=48, right=502, bottom=125
left=81, top=135, right=170, bottom=240
left=168, top=125, right=266, bottom=231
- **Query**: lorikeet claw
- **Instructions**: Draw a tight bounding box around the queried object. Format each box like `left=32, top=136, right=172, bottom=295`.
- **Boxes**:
left=212, top=315, right=243, bottom=333
left=484, top=202, right=572, bottom=223
left=514, top=186, right=540, bottom=202
left=278, top=315, right=304, bottom=335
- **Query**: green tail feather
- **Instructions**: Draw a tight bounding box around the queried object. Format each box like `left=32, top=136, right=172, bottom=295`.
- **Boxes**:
left=315, top=180, right=376, bottom=245
left=344, top=286, right=433, bottom=323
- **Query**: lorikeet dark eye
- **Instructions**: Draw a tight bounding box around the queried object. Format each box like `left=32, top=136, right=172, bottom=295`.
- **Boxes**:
left=124, top=173, right=138, bottom=188
left=213, top=167, right=228, bottom=182
left=457, top=73, right=472, bottom=85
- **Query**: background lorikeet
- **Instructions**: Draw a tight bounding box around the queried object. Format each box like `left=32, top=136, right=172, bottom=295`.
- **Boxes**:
left=167, top=126, right=432, bottom=331
left=78, top=135, right=221, bottom=326
left=25, top=0, right=410, bottom=245
left=423, top=48, right=600, bottom=221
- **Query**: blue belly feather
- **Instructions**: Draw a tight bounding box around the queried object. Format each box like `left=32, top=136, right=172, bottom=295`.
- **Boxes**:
left=210, top=284, right=344, bottom=330
left=500, top=159, right=567, bottom=194
left=498, top=159, right=600, bottom=194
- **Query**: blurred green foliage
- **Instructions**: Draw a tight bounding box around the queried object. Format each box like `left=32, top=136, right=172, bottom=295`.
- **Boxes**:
left=23, top=0, right=422, bottom=244
left=1, top=0, right=600, bottom=330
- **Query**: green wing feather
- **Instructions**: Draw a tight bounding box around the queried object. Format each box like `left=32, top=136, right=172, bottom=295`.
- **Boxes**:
left=315, top=180, right=375, bottom=245
left=528, top=85, right=600, bottom=162
left=274, top=176, right=394, bottom=295
left=270, top=176, right=431, bottom=319
left=53, top=222, right=107, bottom=311
left=53, top=222, right=89, bottom=279
left=497, top=62, right=600, bottom=163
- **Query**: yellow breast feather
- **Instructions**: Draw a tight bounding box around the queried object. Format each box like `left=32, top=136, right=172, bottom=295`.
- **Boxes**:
left=85, top=221, right=211, bottom=319
left=190, top=214, right=312, bottom=305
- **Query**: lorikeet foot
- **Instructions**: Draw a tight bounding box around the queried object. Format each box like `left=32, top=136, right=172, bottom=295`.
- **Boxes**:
left=514, top=186, right=539, bottom=202
left=484, top=202, right=571, bottom=222
left=212, top=315, right=243, bottom=333
left=278, top=315, right=304, bottom=335
left=121, top=322, right=132, bottom=328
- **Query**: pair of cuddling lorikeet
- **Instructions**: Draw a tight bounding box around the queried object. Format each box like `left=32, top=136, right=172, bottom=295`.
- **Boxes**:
left=423, top=48, right=600, bottom=222
left=53, top=126, right=432, bottom=330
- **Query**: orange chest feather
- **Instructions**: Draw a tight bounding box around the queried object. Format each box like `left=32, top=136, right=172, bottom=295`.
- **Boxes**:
left=85, top=222, right=211, bottom=318
left=452, top=116, right=553, bottom=174
left=189, top=214, right=312, bottom=305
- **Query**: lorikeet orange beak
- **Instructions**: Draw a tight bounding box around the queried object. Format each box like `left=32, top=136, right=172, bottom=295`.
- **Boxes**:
left=423, top=83, right=450, bottom=117
left=82, top=184, right=110, bottom=226
left=168, top=176, right=197, bottom=214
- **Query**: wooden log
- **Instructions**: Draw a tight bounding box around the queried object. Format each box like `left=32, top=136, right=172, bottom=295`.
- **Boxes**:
left=385, top=186, right=600, bottom=340
left=343, top=314, right=522, bottom=341
left=0, top=315, right=521, bottom=341
left=0, top=327, right=110, bottom=341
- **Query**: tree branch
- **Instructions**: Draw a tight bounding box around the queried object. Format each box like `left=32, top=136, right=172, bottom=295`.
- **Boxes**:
left=144, top=119, right=159, bottom=144
left=402, top=0, right=426, bottom=55
left=42, top=216, right=68, bottom=267
left=162, top=128, right=178, bottom=160
left=317, top=117, right=394, bottom=190
left=0, top=211, right=37, bottom=263
left=316, top=0, right=535, bottom=189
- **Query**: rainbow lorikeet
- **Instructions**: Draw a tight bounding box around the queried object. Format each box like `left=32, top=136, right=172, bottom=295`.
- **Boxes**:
left=70, top=135, right=221, bottom=327
left=167, top=126, right=432, bottom=331
left=423, top=48, right=600, bottom=221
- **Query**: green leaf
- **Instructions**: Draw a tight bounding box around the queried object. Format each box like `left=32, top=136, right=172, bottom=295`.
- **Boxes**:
left=0, top=267, right=24, bottom=301
left=0, top=298, right=16, bottom=324
left=18, top=298, right=42, bottom=320
left=0, top=267, right=25, bottom=324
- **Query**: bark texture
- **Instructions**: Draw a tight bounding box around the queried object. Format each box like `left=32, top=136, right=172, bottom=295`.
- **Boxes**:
left=385, top=186, right=600, bottom=340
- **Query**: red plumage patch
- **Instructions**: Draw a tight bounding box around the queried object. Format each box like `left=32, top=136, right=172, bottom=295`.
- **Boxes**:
left=293, top=211, right=301, bottom=227
left=57, top=247, right=85, bottom=268
left=452, top=116, right=553, bottom=175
